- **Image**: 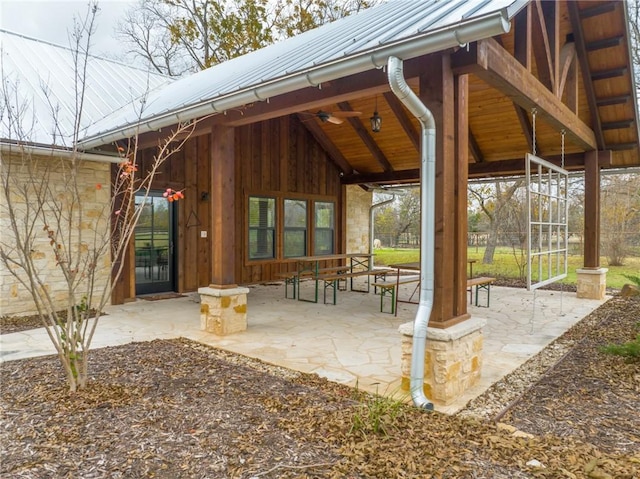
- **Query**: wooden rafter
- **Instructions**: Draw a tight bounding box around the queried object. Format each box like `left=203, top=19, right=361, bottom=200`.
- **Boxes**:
left=579, top=1, right=617, bottom=19
left=341, top=169, right=419, bottom=185
left=531, top=0, right=555, bottom=92
left=513, top=4, right=531, bottom=69
left=601, top=120, right=635, bottom=130
left=296, top=114, right=354, bottom=175
left=596, top=95, right=631, bottom=106
left=337, top=101, right=393, bottom=172
left=557, top=42, right=576, bottom=100
left=468, top=150, right=612, bottom=179
left=567, top=1, right=605, bottom=149
left=586, top=36, right=623, bottom=51
left=591, top=68, right=627, bottom=81
left=382, top=92, right=420, bottom=152
left=514, top=105, right=534, bottom=153
left=468, top=129, right=484, bottom=163
left=451, top=38, right=597, bottom=151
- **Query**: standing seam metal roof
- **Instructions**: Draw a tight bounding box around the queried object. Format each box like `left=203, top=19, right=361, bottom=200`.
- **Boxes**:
left=81, top=0, right=525, bottom=146
left=0, top=29, right=173, bottom=148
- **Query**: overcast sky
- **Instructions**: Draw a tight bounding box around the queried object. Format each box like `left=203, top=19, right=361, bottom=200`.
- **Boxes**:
left=1, top=0, right=134, bottom=59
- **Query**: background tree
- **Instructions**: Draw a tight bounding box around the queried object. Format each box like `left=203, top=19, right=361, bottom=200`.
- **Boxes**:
left=118, top=0, right=379, bottom=76
left=600, top=174, right=640, bottom=266
left=0, top=5, right=198, bottom=392
left=468, top=180, right=523, bottom=264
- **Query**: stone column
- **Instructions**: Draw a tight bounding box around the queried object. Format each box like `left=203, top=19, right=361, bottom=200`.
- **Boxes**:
left=345, top=185, right=372, bottom=254
left=199, top=286, right=250, bottom=335
left=399, top=317, right=486, bottom=405
left=576, top=268, right=608, bottom=300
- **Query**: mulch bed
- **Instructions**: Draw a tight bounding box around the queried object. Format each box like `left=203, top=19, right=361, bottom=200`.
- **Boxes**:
left=1, top=297, right=639, bottom=478
left=498, top=296, right=640, bottom=456
left=0, top=309, right=103, bottom=335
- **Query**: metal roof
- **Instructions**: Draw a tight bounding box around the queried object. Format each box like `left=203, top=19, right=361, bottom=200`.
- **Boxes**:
left=0, top=29, right=172, bottom=148
left=81, top=0, right=526, bottom=148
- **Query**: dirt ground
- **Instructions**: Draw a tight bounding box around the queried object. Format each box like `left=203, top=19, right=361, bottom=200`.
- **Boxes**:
left=1, top=296, right=638, bottom=478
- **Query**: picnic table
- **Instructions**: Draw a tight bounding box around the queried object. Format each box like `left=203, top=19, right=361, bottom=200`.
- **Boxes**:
left=277, top=253, right=390, bottom=304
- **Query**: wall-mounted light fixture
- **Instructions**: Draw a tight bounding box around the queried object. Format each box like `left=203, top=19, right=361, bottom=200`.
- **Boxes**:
left=370, top=96, right=382, bottom=133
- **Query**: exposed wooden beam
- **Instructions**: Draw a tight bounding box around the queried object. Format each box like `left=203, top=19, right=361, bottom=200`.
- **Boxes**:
left=451, top=38, right=597, bottom=151
left=586, top=35, right=623, bottom=51
left=382, top=92, right=420, bottom=152
left=596, top=95, right=631, bottom=106
left=467, top=150, right=612, bottom=179
left=513, top=4, right=531, bottom=69
left=341, top=169, right=419, bottom=185
left=468, top=129, right=483, bottom=163
left=608, top=142, right=639, bottom=151
left=296, top=114, right=353, bottom=175
left=531, top=0, right=554, bottom=91
left=568, top=2, right=605, bottom=149
left=558, top=42, right=576, bottom=100
left=219, top=57, right=425, bottom=127
left=337, top=101, right=393, bottom=172
left=601, top=119, right=634, bottom=130
left=514, top=105, right=534, bottom=153
left=591, top=67, right=627, bottom=81
left=579, top=1, right=617, bottom=19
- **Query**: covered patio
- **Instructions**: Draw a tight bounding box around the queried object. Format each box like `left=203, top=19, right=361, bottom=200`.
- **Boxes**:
left=1, top=282, right=607, bottom=413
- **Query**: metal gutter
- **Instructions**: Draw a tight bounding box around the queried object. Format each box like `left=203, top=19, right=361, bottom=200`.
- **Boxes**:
left=1, top=142, right=121, bottom=164
left=387, top=55, right=436, bottom=410
left=79, top=10, right=511, bottom=149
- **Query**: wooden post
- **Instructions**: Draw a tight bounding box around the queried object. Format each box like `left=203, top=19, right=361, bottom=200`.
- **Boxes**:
left=454, top=74, right=470, bottom=318
left=583, top=150, right=600, bottom=268
left=420, top=54, right=470, bottom=328
left=209, top=125, right=237, bottom=287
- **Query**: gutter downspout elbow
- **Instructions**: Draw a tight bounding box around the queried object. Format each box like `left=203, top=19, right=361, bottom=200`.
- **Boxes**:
left=388, top=55, right=436, bottom=410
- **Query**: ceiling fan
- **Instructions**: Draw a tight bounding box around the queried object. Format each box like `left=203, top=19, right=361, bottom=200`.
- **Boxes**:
left=300, top=110, right=362, bottom=125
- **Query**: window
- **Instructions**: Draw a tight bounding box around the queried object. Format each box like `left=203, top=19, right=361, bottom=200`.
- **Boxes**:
left=284, top=199, right=307, bottom=257
left=314, top=201, right=334, bottom=255
left=249, top=196, right=275, bottom=259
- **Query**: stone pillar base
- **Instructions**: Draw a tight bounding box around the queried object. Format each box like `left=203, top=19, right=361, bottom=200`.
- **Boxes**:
left=399, top=317, right=486, bottom=406
left=576, top=268, right=608, bottom=300
left=198, top=286, right=250, bottom=335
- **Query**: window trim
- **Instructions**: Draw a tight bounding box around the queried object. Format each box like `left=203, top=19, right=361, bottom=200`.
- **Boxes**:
left=248, top=195, right=276, bottom=261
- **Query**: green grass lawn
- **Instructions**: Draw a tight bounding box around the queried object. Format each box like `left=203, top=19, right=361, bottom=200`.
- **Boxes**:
left=373, top=247, right=639, bottom=290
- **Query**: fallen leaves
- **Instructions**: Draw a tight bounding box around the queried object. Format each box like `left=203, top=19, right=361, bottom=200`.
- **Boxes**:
left=1, top=298, right=639, bottom=478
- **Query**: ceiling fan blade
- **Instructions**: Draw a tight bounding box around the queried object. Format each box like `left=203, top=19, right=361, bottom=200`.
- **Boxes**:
left=326, top=116, right=344, bottom=125
left=332, top=111, right=362, bottom=118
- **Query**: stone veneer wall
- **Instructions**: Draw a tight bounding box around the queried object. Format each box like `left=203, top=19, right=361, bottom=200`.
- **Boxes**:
left=345, top=186, right=372, bottom=254
left=0, top=153, right=112, bottom=316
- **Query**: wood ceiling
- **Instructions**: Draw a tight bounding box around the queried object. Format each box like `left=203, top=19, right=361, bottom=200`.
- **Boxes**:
left=178, top=0, right=639, bottom=187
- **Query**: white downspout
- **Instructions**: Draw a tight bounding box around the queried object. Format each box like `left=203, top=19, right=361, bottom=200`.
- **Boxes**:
left=388, top=55, right=435, bottom=410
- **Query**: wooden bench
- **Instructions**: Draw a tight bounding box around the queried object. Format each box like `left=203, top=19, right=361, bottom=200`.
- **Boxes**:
left=315, top=269, right=393, bottom=304
left=467, top=276, right=496, bottom=307
left=277, top=266, right=350, bottom=301
left=275, top=271, right=298, bottom=299
left=372, top=275, right=420, bottom=314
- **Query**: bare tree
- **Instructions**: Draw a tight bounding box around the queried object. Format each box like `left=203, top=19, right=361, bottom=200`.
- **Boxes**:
left=118, top=0, right=379, bottom=76
left=600, top=174, right=640, bottom=266
left=0, top=5, right=199, bottom=392
left=468, top=180, right=524, bottom=264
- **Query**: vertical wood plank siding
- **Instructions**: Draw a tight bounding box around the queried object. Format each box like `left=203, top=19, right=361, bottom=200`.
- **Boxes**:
left=236, top=116, right=343, bottom=285
left=114, top=115, right=343, bottom=302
